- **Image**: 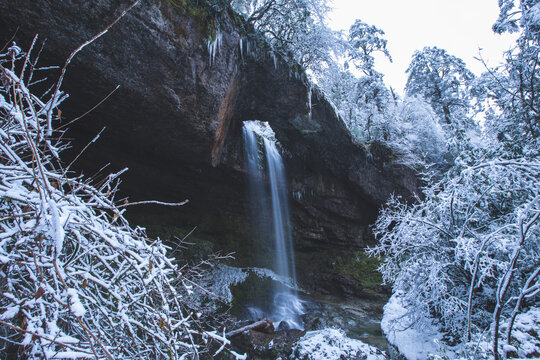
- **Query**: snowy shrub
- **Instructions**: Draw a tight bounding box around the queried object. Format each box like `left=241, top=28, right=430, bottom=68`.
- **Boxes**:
left=370, top=153, right=539, bottom=354
left=0, top=44, right=240, bottom=359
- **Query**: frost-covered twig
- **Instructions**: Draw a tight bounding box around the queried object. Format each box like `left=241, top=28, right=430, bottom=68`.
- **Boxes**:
left=117, top=199, right=189, bottom=208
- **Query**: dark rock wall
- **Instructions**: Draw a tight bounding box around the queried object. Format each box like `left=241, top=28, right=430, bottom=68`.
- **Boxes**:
left=0, top=0, right=418, bottom=296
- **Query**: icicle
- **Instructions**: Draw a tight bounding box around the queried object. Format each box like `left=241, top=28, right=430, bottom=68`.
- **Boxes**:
left=271, top=52, right=278, bottom=69
left=206, top=30, right=223, bottom=66
left=239, top=37, right=244, bottom=62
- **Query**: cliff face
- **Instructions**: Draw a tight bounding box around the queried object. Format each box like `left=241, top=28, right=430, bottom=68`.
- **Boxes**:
left=0, top=0, right=418, bottom=296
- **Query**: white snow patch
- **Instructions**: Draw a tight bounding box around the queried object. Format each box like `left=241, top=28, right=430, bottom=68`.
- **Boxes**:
left=43, top=350, right=93, bottom=359
left=48, top=199, right=65, bottom=254
left=381, top=292, right=452, bottom=360
left=501, top=307, right=540, bottom=358
left=243, top=120, right=276, bottom=141
left=230, top=350, right=247, bottom=360
left=290, top=328, right=386, bottom=360
left=0, top=305, right=20, bottom=320
left=66, top=288, right=86, bottom=317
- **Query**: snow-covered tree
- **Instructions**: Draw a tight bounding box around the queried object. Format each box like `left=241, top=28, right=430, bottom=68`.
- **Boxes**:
left=370, top=153, right=539, bottom=349
left=347, top=19, right=393, bottom=139
left=405, top=46, right=475, bottom=135
left=229, top=0, right=342, bottom=71
left=348, top=19, right=391, bottom=77
left=371, top=3, right=540, bottom=358
left=481, top=0, right=540, bottom=156
left=318, top=64, right=358, bottom=126
left=315, top=19, right=394, bottom=142
left=492, top=0, right=540, bottom=36
left=388, top=96, right=449, bottom=168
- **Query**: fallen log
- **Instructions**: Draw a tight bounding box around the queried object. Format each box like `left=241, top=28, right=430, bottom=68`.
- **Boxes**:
left=226, top=319, right=274, bottom=337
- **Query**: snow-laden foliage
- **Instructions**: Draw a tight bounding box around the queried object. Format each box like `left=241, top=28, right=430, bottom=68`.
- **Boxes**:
left=289, top=328, right=386, bottom=360
left=0, top=45, right=238, bottom=359
left=317, top=18, right=393, bottom=140
left=196, top=264, right=303, bottom=307
left=200, top=264, right=248, bottom=304
left=315, top=20, right=471, bottom=171
left=385, top=96, right=449, bottom=168
left=371, top=5, right=540, bottom=357
left=405, top=46, right=475, bottom=129
left=348, top=19, right=392, bottom=77
left=371, top=27, right=539, bottom=357
left=371, top=156, right=539, bottom=339
left=228, top=0, right=341, bottom=72
left=493, top=0, right=540, bottom=36
left=480, top=0, right=540, bottom=157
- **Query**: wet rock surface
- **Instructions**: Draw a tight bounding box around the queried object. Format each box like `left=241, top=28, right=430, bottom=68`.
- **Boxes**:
left=225, top=294, right=389, bottom=360
left=300, top=295, right=388, bottom=351
left=227, top=270, right=389, bottom=359
left=228, top=327, right=307, bottom=360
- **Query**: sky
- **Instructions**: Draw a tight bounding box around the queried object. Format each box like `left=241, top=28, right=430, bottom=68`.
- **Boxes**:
left=328, top=0, right=518, bottom=93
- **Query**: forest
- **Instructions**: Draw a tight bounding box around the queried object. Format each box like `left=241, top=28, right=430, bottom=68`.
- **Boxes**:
left=0, top=0, right=538, bottom=359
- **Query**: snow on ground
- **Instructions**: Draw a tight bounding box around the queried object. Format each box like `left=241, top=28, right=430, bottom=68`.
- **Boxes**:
left=381, top=292, right=453, bottom=360
left=476, top=307, right=540, bottom=360
left=382, top=291, right=540, bottom=359
left=290, top=328, right=387, bottom=360
left=504, top=307, right=540, bottom=358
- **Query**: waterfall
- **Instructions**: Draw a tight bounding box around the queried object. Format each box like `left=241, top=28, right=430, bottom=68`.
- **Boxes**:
left=264, top=138, right=297, bottom=285
left=243, top=123, right=303, bottom=330
left=243, top=126, right=267, bottom=237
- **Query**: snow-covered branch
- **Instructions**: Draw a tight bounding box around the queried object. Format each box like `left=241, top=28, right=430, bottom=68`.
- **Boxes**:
left=0, top=44, right=239, bottom=359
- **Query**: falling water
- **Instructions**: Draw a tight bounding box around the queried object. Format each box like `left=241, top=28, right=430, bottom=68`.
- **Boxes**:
left=264, top=138, right=303, bottom=329
left=263, top=138, right=297, bottom=285
left=243, top=126, right=270, bottom=259
left=243, top=124, right=303, bottom=329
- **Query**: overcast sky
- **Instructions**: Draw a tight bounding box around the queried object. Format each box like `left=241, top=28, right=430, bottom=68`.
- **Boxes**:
left=328, top=0, right=518, bottom=93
